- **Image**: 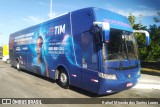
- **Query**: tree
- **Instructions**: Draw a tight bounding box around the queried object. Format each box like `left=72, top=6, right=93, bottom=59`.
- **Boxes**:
left=128, top=13, right=147, bottom=30
left=153, top=12, right=160, bottom=23
left=128, top=13, right=136, bottom=27
left=128, top=13, right=160, bottom=62
left=147, top=25, right=160, bottom=61
left=128, top=13, right=149, bottom=61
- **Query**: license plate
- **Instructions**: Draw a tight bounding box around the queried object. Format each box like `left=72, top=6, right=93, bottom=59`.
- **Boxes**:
left=127, top=82, right=133, bottom=87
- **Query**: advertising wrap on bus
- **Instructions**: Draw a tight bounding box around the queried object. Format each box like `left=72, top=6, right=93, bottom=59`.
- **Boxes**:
left=9, top=7, right=150, bottom=95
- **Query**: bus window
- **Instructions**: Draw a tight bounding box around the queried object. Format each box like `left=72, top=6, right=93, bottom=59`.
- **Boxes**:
left=81, top=30, right=99, bottom=71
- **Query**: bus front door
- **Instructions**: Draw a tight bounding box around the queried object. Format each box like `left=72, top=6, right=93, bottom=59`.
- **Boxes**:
left=81, top=31, right=99, bottom=93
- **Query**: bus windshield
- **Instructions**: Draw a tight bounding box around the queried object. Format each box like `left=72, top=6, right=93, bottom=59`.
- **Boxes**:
left=103, top=29, right=138, bottom=61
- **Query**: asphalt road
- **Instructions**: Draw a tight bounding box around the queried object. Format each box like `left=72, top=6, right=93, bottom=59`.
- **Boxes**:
left=0, top=60, right=159, bottom=107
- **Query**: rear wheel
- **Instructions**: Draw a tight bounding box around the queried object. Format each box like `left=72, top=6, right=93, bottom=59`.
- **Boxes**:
left=58, top=70, right=69, bottom=89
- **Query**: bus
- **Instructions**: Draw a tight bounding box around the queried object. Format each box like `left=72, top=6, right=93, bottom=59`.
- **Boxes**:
left=9, top=7, right=150, bottom=95
left=2, top=44, right=10, bottom=63
left=0, top=47, right=2, bottom=59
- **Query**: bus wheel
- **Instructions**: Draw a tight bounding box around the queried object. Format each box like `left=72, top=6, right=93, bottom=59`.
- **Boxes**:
left=58, top=70, right=69, bottom=89
left=16, top=60, right=20, bottom=71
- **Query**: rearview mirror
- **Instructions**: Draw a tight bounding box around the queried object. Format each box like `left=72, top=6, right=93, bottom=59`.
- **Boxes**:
left=93, top=22, right=110, bottom=43
left=133, top=30, right=150, bottom=46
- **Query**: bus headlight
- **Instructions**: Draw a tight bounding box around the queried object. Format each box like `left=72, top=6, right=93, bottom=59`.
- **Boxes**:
left=98, top=73, right=117, bottom=80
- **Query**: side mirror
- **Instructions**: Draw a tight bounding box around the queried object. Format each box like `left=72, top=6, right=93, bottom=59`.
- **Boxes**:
left=93, top=22, right=110, bottom=43
left=133, top=30, right=150, bottom=46
left=102, top=22, right=110, bottom=43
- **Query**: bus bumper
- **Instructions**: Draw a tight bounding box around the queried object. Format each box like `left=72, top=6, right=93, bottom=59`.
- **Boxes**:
left=97, top=74, right=141, bottom=95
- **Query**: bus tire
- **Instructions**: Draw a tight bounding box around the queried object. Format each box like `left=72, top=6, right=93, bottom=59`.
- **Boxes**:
left=58, top=70, right=69, bottom=89
left=16, top=60, right=21, bottom=71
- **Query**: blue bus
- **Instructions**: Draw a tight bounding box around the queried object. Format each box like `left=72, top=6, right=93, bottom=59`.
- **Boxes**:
left=9, top=7, right=150, bottom=95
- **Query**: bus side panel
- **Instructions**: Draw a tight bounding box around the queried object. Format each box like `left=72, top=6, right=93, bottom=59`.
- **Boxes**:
left=10, top=14, right=76, bottom=80
left=40, top=16, right=74, bottom=79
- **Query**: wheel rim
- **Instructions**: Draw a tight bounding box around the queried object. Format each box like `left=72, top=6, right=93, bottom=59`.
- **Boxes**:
left=60, top=73, right=67, bottom=84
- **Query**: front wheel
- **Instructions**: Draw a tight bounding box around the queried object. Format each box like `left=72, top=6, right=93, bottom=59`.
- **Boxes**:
left=58, top=70, right=69, bottom=89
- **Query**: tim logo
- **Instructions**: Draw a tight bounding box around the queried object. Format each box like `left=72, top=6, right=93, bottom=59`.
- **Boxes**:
left=49, top=24, right=65, bottom=35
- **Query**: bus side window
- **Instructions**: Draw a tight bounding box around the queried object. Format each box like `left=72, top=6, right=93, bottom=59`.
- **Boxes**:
left=81, top=31, right=99, bottom=71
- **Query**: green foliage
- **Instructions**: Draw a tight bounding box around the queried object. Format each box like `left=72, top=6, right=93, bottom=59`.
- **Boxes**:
left=128, top=13, right=147, bottom=30
left=153, top=12, right=160, bottom=23
left=147, top=25, right=160, bottom=61
left=128, top=13, right=136, bottom=27
left=128, top=13, right=160, bottom=61
left=135, top=32, right=149, bottom=61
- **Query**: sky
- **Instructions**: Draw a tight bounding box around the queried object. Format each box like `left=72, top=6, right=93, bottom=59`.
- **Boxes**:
left=0, top=0, right=159, bottom=44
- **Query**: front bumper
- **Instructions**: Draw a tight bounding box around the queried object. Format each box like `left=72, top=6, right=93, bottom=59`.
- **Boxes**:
left=97, top=73, right=140, bottom=95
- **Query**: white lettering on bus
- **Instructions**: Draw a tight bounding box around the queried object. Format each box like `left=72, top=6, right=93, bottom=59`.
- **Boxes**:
left=54, top=24, right=65, bottom=35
